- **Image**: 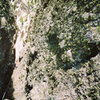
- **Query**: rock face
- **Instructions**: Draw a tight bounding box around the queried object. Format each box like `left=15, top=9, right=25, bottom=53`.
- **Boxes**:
left=0, top=0, right=100, bottom=100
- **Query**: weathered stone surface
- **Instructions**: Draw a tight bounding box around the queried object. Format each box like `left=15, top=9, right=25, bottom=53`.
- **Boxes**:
left=0, top=0, right=100, bottom=100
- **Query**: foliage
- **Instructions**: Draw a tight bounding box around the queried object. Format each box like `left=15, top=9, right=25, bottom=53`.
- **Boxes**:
left=45, top=0, right=100, bottom=69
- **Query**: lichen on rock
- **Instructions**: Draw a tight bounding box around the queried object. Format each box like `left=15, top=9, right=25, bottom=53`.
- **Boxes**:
left=0, top=0, right=100, bottom=100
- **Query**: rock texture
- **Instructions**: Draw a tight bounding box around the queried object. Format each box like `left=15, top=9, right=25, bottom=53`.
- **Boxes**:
left=0, top=0, right=100, bottom=100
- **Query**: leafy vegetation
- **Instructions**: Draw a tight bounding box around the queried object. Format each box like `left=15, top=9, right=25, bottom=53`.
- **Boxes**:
left=44, top=0, right=100, bottom=69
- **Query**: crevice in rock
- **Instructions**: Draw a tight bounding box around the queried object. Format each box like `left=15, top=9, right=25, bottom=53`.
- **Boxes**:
left=4, top=79, right=15, bottom=100
left=25, top=67, right=33, bottom=99
left=0, top=0, right=16, bottom=99
left=85, top=41, right=100, bottom=61
left=0, top=23, right=15, bottom=99
left=28, top=51, right=38, bottom=66
left=30, top=51, right=38, bottom=61
left=25, top=84, right=33, bottom=95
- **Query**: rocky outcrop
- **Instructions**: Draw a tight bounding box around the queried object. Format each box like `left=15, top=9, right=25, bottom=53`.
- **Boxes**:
left=0, top=0, right=100, bottom=100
